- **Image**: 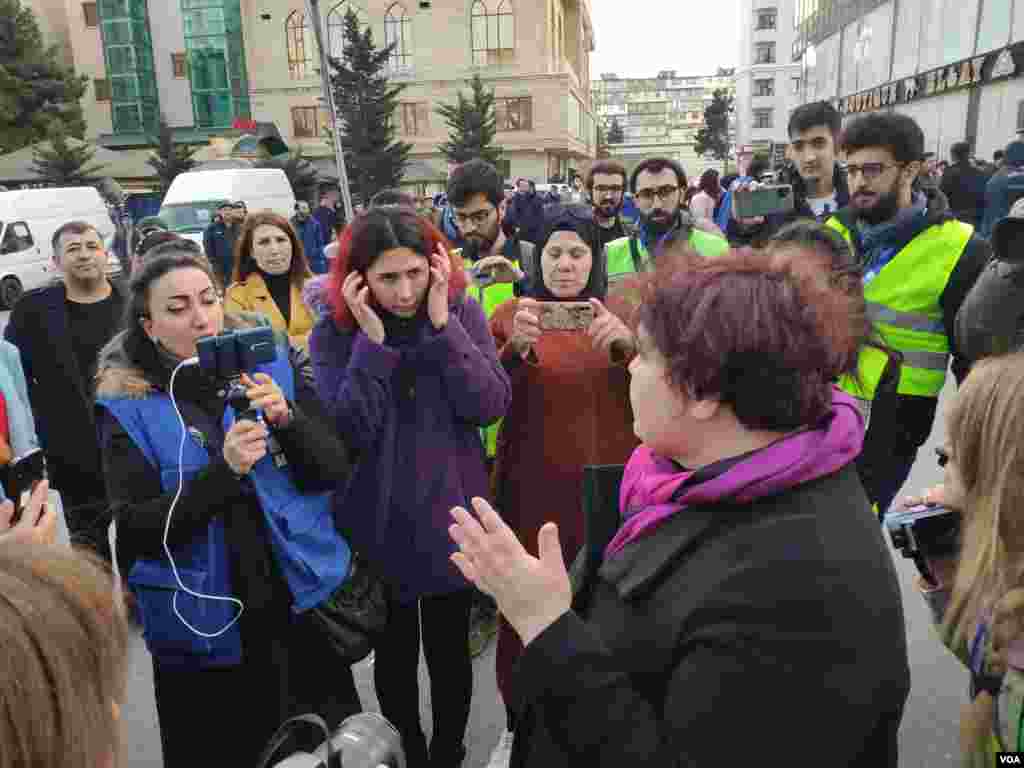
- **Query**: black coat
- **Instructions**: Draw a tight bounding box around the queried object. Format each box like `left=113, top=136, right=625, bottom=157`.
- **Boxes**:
left=940, top=161, right=988, bottom=227
left=3, top=281, right=126, bottom=505
left=510, top=463, right=910, bottom=768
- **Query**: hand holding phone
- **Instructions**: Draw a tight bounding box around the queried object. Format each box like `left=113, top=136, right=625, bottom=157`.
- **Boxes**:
left=0, top=479, right=55, bottom=546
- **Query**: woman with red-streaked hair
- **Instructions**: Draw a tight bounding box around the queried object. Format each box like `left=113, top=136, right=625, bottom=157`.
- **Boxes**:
left=310, top=207, right=510, bottom=768
left=448, top=247, right=910, bottom=768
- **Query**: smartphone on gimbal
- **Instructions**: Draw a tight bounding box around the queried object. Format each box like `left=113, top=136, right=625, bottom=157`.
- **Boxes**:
left=196, top=326, right=277, bottom=380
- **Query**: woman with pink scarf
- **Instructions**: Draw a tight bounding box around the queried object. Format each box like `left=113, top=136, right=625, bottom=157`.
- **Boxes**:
left=450, top=247, right=911, bottom=768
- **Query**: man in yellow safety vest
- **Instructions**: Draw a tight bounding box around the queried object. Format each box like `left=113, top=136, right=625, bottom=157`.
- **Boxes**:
left=825, top=112, right=989, bottom=518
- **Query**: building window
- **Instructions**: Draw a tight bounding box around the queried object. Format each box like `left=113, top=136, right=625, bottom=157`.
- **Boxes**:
left=495, top=96, right=531, bottom=131
left=754, top=7, right=777, bottom=30
left=292, top=106, right=320, bottom=138
left=754, top=42, right=776, bottom=64
left=385, top=4, right=411, bottom=71
left=753, top=108, right=774, bottom=129
left=94, top=78, right=111, bottom=101
left=792, top=76, right=802, bottom=94
left=327, top=2, right=368, bottom=59
left=286, top=11, right=311, bottom=80
left=754, top=77, right=775, bottom=96
left=82, top=2, right=98, bottom=27
left=471, top=0, right=515, bottom=67
left=172, top=52, right=187, bottom=78
left=1017, top=100, right=1024, bottom=133
left=399, top=102, right=429, bottom=135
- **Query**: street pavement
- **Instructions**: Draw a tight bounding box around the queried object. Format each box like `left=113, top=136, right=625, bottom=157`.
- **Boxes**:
left=0, top=307, right=964, bottom=767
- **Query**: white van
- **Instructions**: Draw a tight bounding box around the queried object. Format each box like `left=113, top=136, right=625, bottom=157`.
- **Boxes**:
left=0, top=187, right=118, bottom=308
left=159, top=169, right=296, bottom=247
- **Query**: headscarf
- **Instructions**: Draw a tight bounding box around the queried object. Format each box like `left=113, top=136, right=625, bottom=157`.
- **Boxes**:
left=525, top=211, right=608, bottom=301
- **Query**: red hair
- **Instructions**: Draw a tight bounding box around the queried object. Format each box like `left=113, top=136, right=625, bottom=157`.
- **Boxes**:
left=638, top=247, right=864, bottom=431
left=328, top=209, right=468, bottom=330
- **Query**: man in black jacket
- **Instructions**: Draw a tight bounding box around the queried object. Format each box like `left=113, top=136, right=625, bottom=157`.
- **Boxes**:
left=940, top=141, right=987, bottom=227
left=727, top=101, right=851, bottom=245
left=4, top=221, right=126, bottom=559
left=504, top=179, right=546, bottom=246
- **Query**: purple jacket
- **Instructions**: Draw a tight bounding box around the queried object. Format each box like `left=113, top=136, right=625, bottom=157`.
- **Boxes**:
left=310, top=297, right=510, bottom=603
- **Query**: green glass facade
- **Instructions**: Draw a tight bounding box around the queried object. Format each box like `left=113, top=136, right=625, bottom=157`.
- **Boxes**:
left=98, top=0, right=160, bottom=134
left=181, top=0, right=251, bottom=129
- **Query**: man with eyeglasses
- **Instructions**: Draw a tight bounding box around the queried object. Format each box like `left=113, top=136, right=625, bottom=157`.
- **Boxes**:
left=605, top=157, right=729, bottom=282
left=584, top=160, right=635, bottom=254
left=447, top=159, right=536, bottom=317
left=824, top=112, right=989, bottom=520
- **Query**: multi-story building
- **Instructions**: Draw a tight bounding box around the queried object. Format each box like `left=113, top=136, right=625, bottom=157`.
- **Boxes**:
left=591, top=70, right=736, bottom=179
left=794, top=0, right=1024, bottom=163
left=734, top=0, right=802, bottom=162
left=62, top=0, right=597, bottom=187
left=24, top=0, right=75, bottom=67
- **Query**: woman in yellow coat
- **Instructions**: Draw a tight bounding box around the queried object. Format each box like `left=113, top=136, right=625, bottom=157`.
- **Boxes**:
left=225, top=211, right=316, bottom=348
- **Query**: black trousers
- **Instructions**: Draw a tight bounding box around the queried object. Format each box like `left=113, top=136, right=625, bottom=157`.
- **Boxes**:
left=152, top=614, right=362, bottom=768
left=374, top=588, right=474, bottom=768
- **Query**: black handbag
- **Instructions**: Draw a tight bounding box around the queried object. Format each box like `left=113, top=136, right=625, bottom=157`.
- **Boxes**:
left=309, top=550, right=388, bottom=665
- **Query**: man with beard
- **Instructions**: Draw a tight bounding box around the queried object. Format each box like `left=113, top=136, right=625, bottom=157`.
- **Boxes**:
left=584, top=160, right=634, bottom=253
left=824, top=112, right=989, bottom=518
left=606, top=158, right=728, bottom=283
left=447, top=159, right=536, bottom=316
left=4, top=222, right=126, bottom=560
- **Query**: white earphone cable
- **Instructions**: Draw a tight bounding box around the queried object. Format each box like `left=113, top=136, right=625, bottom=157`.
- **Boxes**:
left=165, top=357, right=244, bottom=638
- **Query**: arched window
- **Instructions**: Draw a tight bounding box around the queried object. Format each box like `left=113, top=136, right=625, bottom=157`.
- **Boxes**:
left=385, top=4, right=411, bottom=71
left=286, top=10, right=310, bottom=80
left=327, top=1, right=368, bottom=60
left=471, top=0, right=515, bottom=66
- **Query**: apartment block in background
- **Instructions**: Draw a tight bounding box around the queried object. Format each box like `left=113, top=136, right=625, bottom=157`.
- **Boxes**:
left=734, top=0, right=801, bottom=163
left=591, top=70, right=736, bottom=178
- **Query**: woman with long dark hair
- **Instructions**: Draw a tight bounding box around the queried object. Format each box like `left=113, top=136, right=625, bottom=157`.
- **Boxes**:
left=96, top=247, right=360, bottom=767
left=311, top=207, right=510, bottom=768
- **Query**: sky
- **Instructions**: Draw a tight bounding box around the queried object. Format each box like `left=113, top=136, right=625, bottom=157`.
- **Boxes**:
left=588, top=0, right=742, bottom=79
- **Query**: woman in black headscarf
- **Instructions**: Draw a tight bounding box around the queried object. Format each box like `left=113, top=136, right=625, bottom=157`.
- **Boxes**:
left=483, top=212, right=639, bottom=762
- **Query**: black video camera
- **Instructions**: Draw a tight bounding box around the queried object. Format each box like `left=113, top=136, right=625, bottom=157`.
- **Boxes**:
left=884, top=503, right=961, bottom=586
left=196, top=327, right=277, bottom=421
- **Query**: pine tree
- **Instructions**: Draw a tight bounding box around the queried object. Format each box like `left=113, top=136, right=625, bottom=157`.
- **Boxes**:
left=694, top=88, right=734, bottom=172
left=437, top=74, right=503, bottom=166
left=259, top=145, right=320, bottom=202
left=0, top=0, right=88, bottom=154
left=148, top=119, right=197, bottom=197
left=606, top=117, right=625, bottom=145
left=30, top=122, right=106, bottom=185
left=328, top=10, right=411, bottom=203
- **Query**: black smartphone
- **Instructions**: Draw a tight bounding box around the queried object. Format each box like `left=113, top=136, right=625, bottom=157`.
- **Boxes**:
left=197, top=326, right=277, bottom=380
left=8, top=450, right=46, bottom=525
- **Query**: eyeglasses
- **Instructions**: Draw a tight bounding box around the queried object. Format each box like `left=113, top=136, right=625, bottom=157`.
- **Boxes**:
left=454, top=208, right=495, bottom=227
left=635, top=185, right=679, bottom=202
left=935, top=446, right=950, bottom=468
left=593, top=185, right=624, bottom=196
left=845, top=162, right=905, bottom=181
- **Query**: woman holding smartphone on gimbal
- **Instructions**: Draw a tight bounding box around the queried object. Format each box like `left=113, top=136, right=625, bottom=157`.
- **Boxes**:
left=95, top=246, right=361, bottom=768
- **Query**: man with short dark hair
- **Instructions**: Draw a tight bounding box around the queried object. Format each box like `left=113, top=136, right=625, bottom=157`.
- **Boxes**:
left=726, top=101, right=851, bottom=244
left=940, top=141, right=987, bottom=227
left=504, top=177, right=546, bottom=245
left=203, top=200, right=245, bottom=286
left=605, top=157, right=728, bottom=281
left=292, top=200, right=327, bottom=274
left=5, top=221, right=126, bottom=559
left=584, top=160, right=634, bottom=253
left=981, top=140, right=1024, bottom=236
left=448, top=159, right=535, bottom=315
left=824, top=112, right=989, bottom=517
left=314, top=184, right=340, bottom=242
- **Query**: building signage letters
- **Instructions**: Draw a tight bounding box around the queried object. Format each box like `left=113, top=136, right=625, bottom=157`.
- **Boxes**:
left=836, top=45, right=1022, bottom=116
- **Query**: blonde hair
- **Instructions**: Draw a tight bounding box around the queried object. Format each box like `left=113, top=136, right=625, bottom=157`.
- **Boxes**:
left=942, top=352, right=1024, bottom=755
left=0, top=543, right=129, bottom=768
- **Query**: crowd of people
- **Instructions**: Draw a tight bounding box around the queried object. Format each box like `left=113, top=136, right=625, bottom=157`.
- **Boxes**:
left=7, top=101, right=1024, bottom=768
